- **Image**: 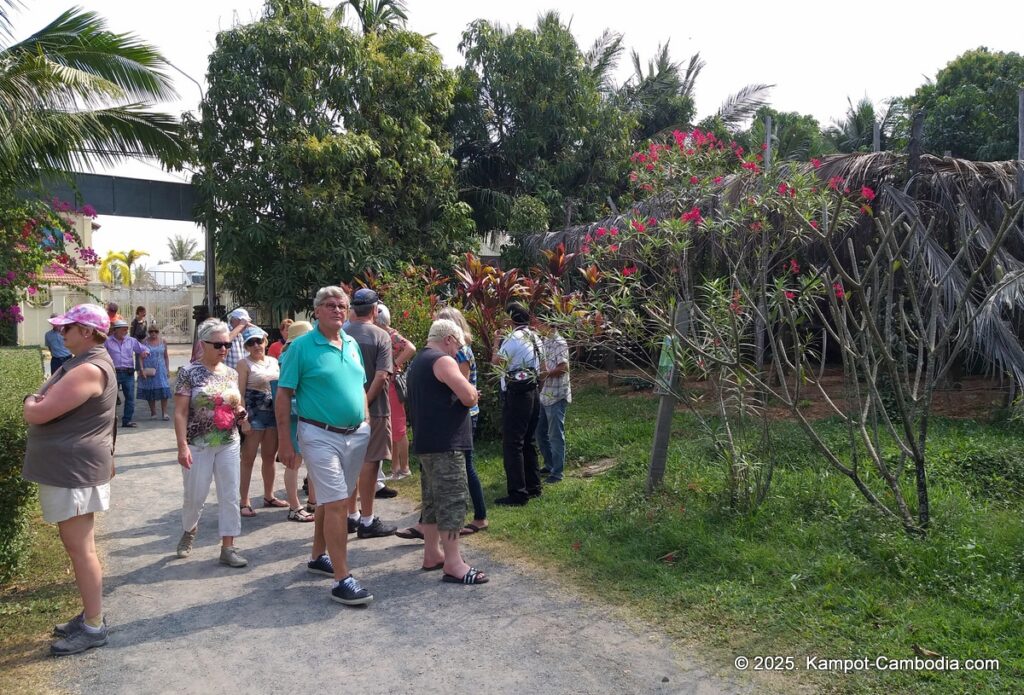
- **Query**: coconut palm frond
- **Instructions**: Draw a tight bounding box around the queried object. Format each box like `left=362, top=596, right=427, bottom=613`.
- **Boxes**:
left=716, top=83, right=773, bottom=128
left=584, top=29, right=623, bottom=92
left=0, top=0, right=20, bottom=39
left=970, top=296, right=1024, bottom=383
left=679, top=52, right=704, bottom=99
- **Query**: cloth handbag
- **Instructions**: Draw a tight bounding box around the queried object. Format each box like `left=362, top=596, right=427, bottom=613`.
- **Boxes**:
left=393, top=370, right=409, bottom=404
left=142, top=367, right=157, bottom=377
left=504, top=329, right=544, bottom=394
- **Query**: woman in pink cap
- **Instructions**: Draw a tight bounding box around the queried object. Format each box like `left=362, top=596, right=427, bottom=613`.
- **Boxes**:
left=22, top=303, right=117, bottom=656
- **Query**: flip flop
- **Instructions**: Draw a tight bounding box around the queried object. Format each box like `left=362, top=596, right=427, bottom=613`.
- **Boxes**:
left=395, top=527, right=424, bottom=540
left=420, top=562, right=444, bottom=571
left=460, top=523, right=488, bottom=536
left=240, top=504, right=256, bottom=517
left=442, top=567, right=489, bottom=585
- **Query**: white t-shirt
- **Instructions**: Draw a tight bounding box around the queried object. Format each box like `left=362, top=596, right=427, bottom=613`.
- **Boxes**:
left=498, top=327, right=542, bottom=391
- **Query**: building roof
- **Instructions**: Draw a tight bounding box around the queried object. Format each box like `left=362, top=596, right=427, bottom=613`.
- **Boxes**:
left=38, top=265, right=90, bottom=287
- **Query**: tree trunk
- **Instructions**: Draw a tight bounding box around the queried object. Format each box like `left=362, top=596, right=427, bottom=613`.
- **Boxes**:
left=645, top=301, right=689, bottom=494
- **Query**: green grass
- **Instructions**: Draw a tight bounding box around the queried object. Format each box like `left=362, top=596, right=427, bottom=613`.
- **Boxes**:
left=462, top=380, right=1024, bottom=694
left=0, top=499, right=77, bottom=694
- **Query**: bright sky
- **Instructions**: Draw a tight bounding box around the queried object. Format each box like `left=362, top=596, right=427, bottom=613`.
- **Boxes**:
left=12, top=0, right=1024, bottom=263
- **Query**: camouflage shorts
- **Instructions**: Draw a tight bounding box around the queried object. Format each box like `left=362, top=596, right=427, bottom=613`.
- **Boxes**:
left=418, top=450, right=468, bottom=532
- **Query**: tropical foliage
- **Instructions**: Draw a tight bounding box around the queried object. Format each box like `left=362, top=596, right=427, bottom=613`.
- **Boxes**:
left=97, top=249, right=148, bottom=286
left=190, top=0, right=474, bottom=315
left=166, top=234, right=203, bottom=261
left=0, top=0, right=186, bottom=187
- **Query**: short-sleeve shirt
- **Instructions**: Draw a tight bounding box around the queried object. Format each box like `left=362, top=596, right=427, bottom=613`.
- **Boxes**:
left=277, top=326, right=367, bottom=428
left=498, top=327, right=541, bottom=391
left=456, top=344, right=480, bottom=418
left=174, top=363, right=242, bottom=447
left=44, top=329, right=71, bottom=358
left=540, top=331, right=571, bottom=406
left=343, top=321, right=393, bottom=417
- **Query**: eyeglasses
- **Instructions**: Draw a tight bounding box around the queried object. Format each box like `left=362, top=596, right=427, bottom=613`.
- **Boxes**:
left=204, top=340, right=231, bottom=350
left=320, top=302, right=349, bottom=312
left=59, top=323, right=80, bottom=335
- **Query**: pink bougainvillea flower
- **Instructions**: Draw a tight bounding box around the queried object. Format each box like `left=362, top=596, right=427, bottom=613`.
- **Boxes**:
left=861, top=186, right=876, bottom=201
left=27, top=286, right=37, bottom=295
left=80, top=204, right=97, bottom=218
left=622, top=265, right=638, bottom=277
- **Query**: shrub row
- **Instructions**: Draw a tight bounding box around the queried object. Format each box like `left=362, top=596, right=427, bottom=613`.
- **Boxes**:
left=0, top=348, right=43, bottom=583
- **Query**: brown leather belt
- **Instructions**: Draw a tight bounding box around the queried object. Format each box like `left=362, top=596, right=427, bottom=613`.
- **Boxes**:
left=298, top=416, right=361, bottom=435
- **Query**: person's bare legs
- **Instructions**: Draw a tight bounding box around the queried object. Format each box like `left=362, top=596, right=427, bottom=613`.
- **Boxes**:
left=259, top=428, right=281, bottom=502
left=356, top=460, right=379, bottom=517
left=159, top=398, right=168, bottom=418
left=285, top=465, right=301, bottom=509
left=239, top=429, right=264, bottom=508
left=58, top=514, right=102, bottom=622
left=422, top=523, right=472, bottom=578
left=313, top=499, right=351, bottom=579
left=147, top=399, right=157, bottom=418
left=393, top=435, right=411, bottom=476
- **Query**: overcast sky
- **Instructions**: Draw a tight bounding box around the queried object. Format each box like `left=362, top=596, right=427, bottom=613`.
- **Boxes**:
left=12, top=0, right=1023, bottom=263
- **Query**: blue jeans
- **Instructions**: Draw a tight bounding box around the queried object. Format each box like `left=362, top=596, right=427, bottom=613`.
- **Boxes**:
left=464, top=416, right=486, bottom=521
left=537, top=399, right=568, bottom=480
left=50, top=354, right=71, bottom=375
left=115, top=370, right=136, bottom=425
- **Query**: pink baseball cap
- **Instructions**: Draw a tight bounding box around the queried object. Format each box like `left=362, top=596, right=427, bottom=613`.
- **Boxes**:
left=49, top=303, right=111, bottom=335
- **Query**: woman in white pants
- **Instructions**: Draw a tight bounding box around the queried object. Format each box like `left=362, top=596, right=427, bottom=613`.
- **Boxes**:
left=173, top=318, right=250, bottom=567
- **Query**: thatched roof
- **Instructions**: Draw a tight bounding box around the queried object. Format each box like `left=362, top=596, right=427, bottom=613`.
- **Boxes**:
left=525, top=152, right=1024, bottom=257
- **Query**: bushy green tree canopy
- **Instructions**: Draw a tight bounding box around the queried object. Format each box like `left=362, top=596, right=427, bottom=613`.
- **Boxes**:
left=909, top=47, right=1024, bottom=161
left=451, top=12, right=635, bottom=232
left=191, top=0, right=473, bottom=315
left=739, top=107, right=835, bottom=161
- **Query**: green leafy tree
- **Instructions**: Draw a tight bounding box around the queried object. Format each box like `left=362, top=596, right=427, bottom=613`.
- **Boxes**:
left=739, top=107, right=835, bottom=161
left=0, top=0, right=185, bottom=186
left=191, top=0, right=474, bottom=315
left=904, top=47, right=1024, bottom=161
left=167, top=234, right=204, bottom=261
left=451, top=12, right=636, bottom=232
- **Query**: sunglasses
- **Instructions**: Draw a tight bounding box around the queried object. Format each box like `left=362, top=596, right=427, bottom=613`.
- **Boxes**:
left=245, top=339, right=263, bottom=347
left=204, top=340, right=231, bottom=350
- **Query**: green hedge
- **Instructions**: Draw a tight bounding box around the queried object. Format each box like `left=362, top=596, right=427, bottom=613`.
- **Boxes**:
left=0, top=348, right=43, bottom=583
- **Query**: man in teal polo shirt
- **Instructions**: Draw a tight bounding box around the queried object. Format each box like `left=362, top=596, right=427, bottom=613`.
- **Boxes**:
left=276, top=286, right=373, bottom=606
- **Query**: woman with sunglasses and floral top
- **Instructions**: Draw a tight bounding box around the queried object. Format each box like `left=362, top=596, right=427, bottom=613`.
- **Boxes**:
left=173, top=318, right=250, bottom=567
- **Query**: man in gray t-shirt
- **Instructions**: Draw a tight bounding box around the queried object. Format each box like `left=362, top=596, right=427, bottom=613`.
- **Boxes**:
left=343, top=289, right=398, bottom=538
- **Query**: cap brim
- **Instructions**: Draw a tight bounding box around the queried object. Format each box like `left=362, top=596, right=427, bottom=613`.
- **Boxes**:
left=48, top=315, right=75, bottom=326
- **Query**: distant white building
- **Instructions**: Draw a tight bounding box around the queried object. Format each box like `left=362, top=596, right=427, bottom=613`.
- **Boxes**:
left=147, top=260, right=205, bottom=287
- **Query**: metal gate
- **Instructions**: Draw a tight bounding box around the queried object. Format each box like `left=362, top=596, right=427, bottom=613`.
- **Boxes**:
left=107, top=287, right=192, bottom=343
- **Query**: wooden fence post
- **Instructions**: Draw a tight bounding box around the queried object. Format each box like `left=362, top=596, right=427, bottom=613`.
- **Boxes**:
left=645, top=301, right=690, bottom=494
left=872, top=121, right=881, bottom=153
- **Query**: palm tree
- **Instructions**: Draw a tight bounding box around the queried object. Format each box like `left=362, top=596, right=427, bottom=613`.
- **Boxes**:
left=825, top=97, right=897, bottom=153
left=334, top=0, right=407, bottom=35
left=0, top=1, right=186, bottom=188
left=98, top=249, right=148, bottom=286
left=167, top=234, right=203, bottom=261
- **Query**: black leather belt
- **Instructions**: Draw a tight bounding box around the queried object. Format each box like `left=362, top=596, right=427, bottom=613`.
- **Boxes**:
left=115, top=367, right=135, bottom=373
left=298, top=416, right=361, bottom=435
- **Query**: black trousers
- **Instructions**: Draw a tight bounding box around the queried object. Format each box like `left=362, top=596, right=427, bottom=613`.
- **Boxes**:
left=502, top=388, right=541, bottom=500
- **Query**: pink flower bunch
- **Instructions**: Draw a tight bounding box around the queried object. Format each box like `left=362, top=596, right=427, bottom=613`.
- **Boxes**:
left=681, top=207, right=703, bottom=226
left=622, top=265, right=638, bottom=277
left=788, top=258, right=799, bottom=274
left=833, top=282, right=845, bottom=299
left=630, top=219, right=647, bottom=234
left=212, top=404, right=236, bottom=430
left=0, top=270, right=16, bottom=286
left=0, top=304, right=24, bottom=322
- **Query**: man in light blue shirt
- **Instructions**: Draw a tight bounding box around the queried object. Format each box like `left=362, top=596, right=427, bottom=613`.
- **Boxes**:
left=44, top=314, right=72, bottom=374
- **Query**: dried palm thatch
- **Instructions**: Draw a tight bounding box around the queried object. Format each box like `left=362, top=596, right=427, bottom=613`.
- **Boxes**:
left=525, top=151, right=1024, bottom=385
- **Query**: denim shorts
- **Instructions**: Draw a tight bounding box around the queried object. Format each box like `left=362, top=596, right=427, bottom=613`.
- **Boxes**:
left=245, top=389, right=276, bottom=430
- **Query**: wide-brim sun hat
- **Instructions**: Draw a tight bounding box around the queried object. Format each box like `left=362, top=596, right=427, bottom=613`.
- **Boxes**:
left=49, top=303, right=110, bottom=336
left=111, top=319, right=129, bottom=329
left=228, top=308, right=251, bottom=322
left=286, top=321, right=313, bottom=343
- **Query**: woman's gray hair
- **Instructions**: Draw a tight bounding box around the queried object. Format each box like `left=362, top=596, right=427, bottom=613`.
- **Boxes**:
left=197, top=318, right=229, bottom=342
left=375, top=303, right=391, bottom=328
left=436, top=306, right=472, bottom=343
left=314, top=285, right=348, bottom=308
left=427, top=318, right=464, bottom=345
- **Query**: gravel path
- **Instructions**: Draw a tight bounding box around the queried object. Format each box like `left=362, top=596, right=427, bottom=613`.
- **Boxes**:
left=55, top=415, right=751, bottom=694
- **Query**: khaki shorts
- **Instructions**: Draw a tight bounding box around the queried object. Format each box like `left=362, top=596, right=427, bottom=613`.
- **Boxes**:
left=298, top=421, right=371, bottom=505
left=418, top=450, right=468, bottom=532
left=38, top=483, right=110, bottom=523
left=365, top=415, right=392, bottom=462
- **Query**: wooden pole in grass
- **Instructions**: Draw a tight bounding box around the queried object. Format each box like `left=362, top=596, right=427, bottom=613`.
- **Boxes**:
left=645, top=300, right=689, bottom=494
left=873, top=121, right=881, bottom=152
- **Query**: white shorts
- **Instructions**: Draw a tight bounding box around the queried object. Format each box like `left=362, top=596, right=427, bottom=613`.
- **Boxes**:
left=38, top=483, right=111, bottom=523
left=297, top=421, right=370, bottom=505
